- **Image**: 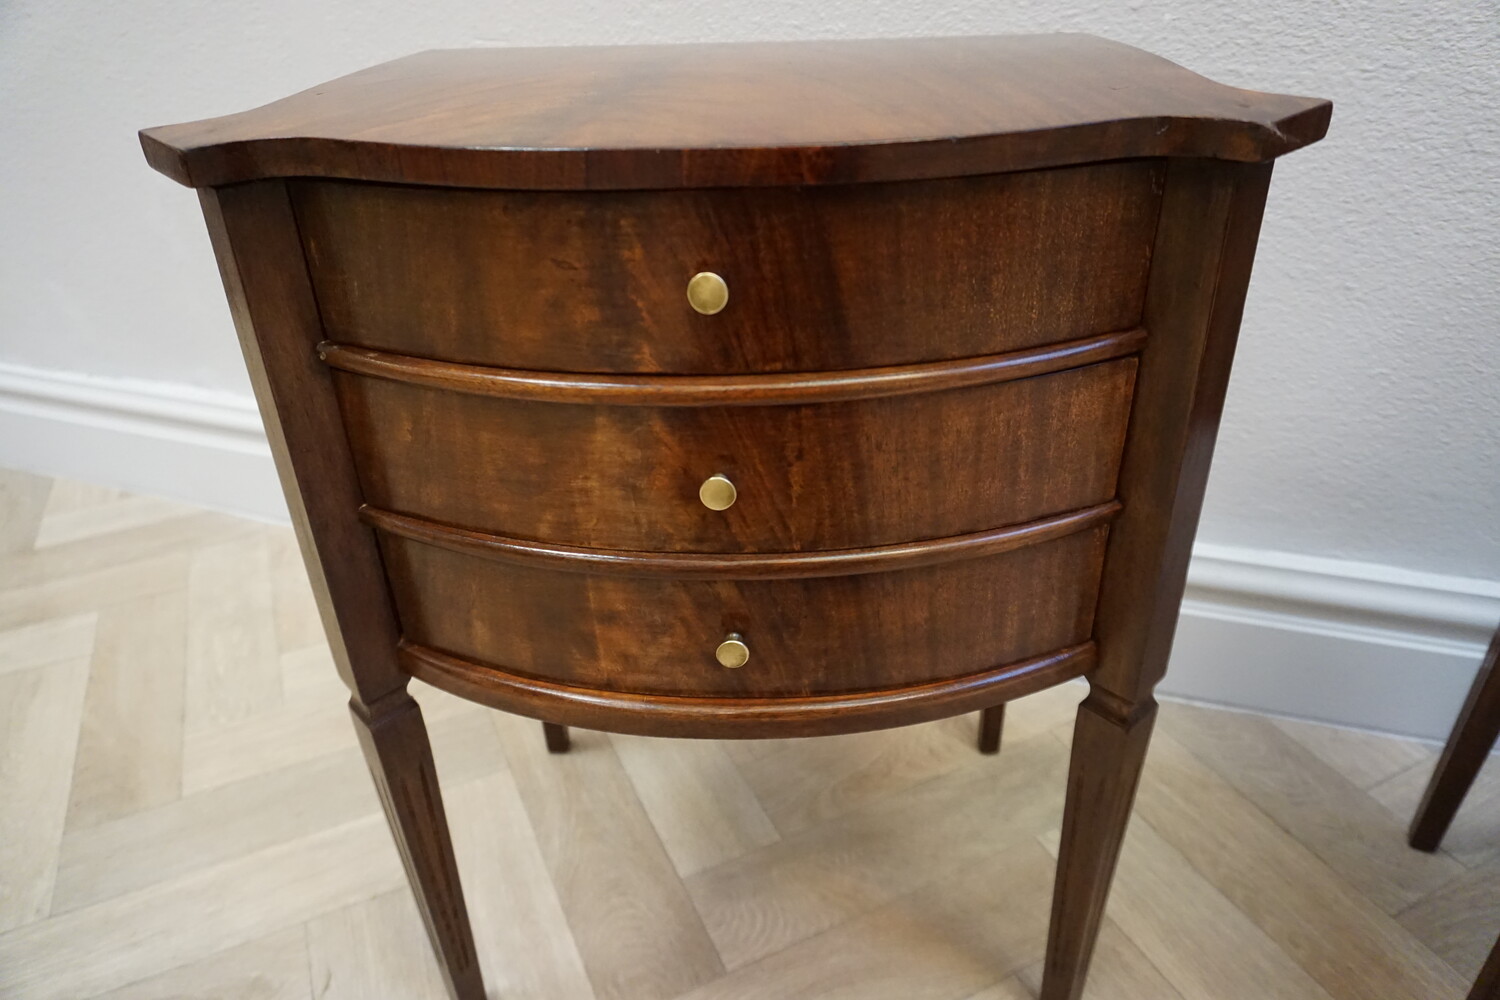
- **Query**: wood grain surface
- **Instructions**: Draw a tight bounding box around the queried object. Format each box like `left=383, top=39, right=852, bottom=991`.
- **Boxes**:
left=1035, top=159, right=1280, bottom=1000
left=379, top=523, right=1109, bottom=698
left=139, top=34, right=1330, bottom=190
left=361, top=502, right=1118, bottom=582
left=297, top=163, right=1160, bottom=373
left=1411, top=627, right=1500, bottom=852
left=336, top=360, right=1136, bottom=553
left=316, top=329, right=1146, bottom=407
left=401, top=642, right=1093, bottom=741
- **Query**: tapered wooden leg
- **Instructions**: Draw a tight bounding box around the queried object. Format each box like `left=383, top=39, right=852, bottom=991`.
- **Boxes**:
left=1410, top=627, right=1500, bottom=852
left=978, top=705, right=1005, bottom=754
left=352, top=692, right=484, bottom=1000
left=1471, top=928, right=1500, bottom=1000
left=1040, top=691, right=1158, bottom=1000
left=542, top=721, right=571, bottom=753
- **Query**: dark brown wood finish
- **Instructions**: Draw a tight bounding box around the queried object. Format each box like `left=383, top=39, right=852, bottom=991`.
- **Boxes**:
left=335, top=360, right=1137, bottom=553
left=351, top=694, right=483, bottom=999
left=317, top=328, right=1147, bottom=405
left=1046, top=695, right=1158, bottom=997
left=140, top=34, right=1328, bottom=190
left=1410, top=625, right=1500, bottom=851
left=377, top=523, right=1110, bottom=699
left=541, top=721, right=571, bottom=754
left=1470, top=929, right=1500, bottom=1000
left=978, top=704, right=1005, bottom=755
left=1043, top=159, right=1276, bottom=1000
left=197, top=184, right=402, bottom=707
left=197, top=180, right=482, bottom=999
left=1406, top=625, right=1500, bottom=999
left=144, top=36, right=1328, bottom=1000
left=362, top=502, right=1118, bottom=581
left=296, top=165, right=1160, bottom=373
left=402, top=640, right=1095, bottom=739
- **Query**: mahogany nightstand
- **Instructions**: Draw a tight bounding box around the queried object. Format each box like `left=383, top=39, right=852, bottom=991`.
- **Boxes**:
left=142, top=35, right=1329, bottom=1000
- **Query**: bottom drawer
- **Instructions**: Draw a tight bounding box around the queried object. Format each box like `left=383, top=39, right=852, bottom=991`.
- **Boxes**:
left=378, top=524, right=1109, bottom=698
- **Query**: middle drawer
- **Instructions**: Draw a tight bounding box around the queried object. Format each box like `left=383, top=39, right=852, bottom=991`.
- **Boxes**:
left=333, top=357, right=1137, bottom=553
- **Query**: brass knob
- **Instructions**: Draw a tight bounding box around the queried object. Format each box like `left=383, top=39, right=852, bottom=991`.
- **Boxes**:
left=699, top=474, right=737, bottom=511
left=715, top=633, right=749, bottom=669
left=686, top=271, right=729, bottom=315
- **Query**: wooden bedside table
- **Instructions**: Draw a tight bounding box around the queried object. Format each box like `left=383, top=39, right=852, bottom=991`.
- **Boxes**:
left=142, top=35, right=1329, bottom=1000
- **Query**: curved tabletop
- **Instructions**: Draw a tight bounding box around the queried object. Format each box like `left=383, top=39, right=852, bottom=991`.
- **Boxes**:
left=141, top=33, right=1330, bottom=190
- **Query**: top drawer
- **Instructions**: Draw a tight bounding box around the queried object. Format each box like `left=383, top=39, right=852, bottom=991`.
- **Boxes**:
left=292, top=161, right=1163, bottom=374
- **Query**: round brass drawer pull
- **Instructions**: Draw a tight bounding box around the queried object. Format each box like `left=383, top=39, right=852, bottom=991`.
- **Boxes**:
left=715, top=633, right=750, bottom=669
left=686, top=271, right=729, bottom=315
left=699, top=473, right=737, bottom=511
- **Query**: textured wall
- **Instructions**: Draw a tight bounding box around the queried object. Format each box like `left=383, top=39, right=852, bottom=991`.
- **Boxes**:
left=1, top=1, right=1496, bottom=577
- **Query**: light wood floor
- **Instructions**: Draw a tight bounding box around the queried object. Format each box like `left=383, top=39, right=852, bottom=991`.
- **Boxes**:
left=1, top=465, right=1496, bottom=1000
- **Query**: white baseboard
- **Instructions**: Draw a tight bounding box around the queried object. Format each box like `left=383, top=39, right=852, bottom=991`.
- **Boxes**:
left=0, top=361, right=287, bottom=523
left=1170, top=546, right=1499, bottom=740
left=2, top=360, right=1495, bottom=740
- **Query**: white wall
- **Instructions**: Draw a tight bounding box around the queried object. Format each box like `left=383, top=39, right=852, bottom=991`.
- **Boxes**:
left=1, top=1, right=1497, bottom=736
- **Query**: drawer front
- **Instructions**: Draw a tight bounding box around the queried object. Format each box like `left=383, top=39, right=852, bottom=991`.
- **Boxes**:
left=378, top=524, right=1108, bottom=697
left=294, top=161, right=1162, bottom=373
left=335, top=359, right=1136, bottom=553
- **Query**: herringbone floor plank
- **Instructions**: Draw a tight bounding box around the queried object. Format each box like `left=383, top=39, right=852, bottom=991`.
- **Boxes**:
left=0, top=467, right=1494, bottom=999
left=1159, top=703, right=1465, bottom=914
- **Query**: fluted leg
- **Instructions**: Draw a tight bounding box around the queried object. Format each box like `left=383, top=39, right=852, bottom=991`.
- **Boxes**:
left=352, top=692, right=484, bottom=1000
left=543, top=721, right=572, bottom=753
left=1040, top=691, right=1157, bottom=1000
left=1410, top=627, right=1500, bottom=852
left=978, top=705, right=1005, bottom=755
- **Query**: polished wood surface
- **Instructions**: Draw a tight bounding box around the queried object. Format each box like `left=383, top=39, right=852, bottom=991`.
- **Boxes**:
left=198, top=180, right=482, bottom=998
left=298, top=164, right=1159, bottom=373
left=402, top=640, right=1094, bottom=740
left=196, top=183, right=406, bottom=710
left=362, top=502, right=1117, bottom=581
left=1090, top=158, right=1274, bottom=710
left=541, top=721, right=571, bottom=754
left=350, top=693, right=482, bottom=1000
left=1042, top=158, right=1276, bottom=1000
left=139, top=34, right=1329, bottom=190
left=1411, top=626, right=1500, bottom=852
left=978, top=704, right=1006, bottom=755
left=336, top=360, right=1135, bottom=553
left=141, top=35, right=1329, bottom=1000
left=1046, top=695, right=1158, bottom=997
left=317, top=328, right=1146, bottom=406
left=379, top=524, right=1108, bottom=699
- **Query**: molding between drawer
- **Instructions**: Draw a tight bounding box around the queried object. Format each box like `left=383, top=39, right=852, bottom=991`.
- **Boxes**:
left=362, top=501, right=1119, bottom=580
left=399, top=640, right=1095, bottom=739
left=318, top=328, right=1146, bottom=406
